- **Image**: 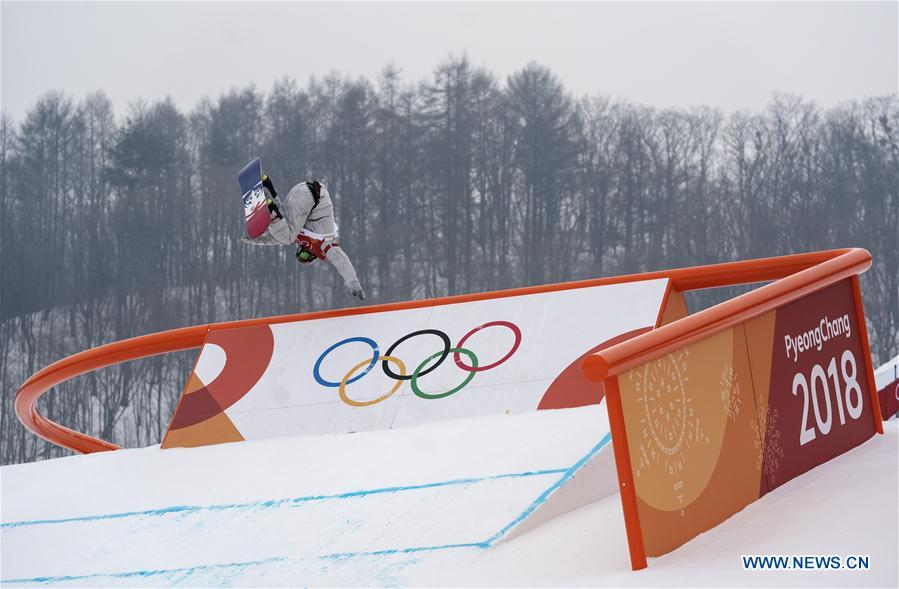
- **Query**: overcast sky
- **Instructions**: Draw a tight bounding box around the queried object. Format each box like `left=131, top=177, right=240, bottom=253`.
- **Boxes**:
left=2, top=1, right=896, bottom=121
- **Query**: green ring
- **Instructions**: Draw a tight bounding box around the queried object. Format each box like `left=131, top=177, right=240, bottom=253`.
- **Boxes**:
left=411, top=347, right=478, bottom=400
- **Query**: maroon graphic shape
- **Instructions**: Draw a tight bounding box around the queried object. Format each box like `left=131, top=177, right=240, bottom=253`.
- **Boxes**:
left=169, top=325, right=275, bottom=430
left=538, top=327, right=653, bottom=410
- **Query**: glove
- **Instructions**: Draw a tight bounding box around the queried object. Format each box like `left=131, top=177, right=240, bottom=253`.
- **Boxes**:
left=347, top=280, right=366, bottom=300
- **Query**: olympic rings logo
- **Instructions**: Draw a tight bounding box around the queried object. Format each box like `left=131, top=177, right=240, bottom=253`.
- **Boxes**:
left=313, top=321, right=523, bottom=407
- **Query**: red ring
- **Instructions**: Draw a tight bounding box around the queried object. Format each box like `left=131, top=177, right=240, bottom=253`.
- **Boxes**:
left=454, top=321, right=522, bottom=372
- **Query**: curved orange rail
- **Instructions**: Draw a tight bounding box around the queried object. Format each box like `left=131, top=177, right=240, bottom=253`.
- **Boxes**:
left=15, top=248, right=870, bottom=454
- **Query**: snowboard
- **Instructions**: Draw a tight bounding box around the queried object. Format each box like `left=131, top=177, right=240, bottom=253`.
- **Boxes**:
left=238, top=158, right=271, bottom=238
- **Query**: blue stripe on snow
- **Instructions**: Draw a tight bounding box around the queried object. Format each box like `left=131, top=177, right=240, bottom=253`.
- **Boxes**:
left=319, top=542, right=489, bottom=560
left=482, top=431, right=612, bottom=545
left=1, top=468, right=568, bottom=529
left=280, top=433, right=613, bottom=562
left=0, top=557, right=286, bottom=585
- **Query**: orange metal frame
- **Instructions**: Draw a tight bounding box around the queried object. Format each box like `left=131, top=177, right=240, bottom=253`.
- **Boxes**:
left=582, top=247, right=880, bottom=570
left=15, top=248, right=879, bottom=463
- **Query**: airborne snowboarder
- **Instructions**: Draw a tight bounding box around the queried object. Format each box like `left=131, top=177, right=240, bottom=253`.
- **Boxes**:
left=240, top=172, right=366, bottom=300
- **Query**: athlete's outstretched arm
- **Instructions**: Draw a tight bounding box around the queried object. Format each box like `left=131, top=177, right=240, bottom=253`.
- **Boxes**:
left=327, top=246, right=365, bottom=299
left=240, top=233, right=282, bottom=246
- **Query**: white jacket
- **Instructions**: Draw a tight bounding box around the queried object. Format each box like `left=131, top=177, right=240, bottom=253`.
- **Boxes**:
left=241, top=181, right=363, bottom=295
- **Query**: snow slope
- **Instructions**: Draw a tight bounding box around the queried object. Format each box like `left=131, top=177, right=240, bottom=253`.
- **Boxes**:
left=2, top=408, right=896, bottom=587
left=2, top=405, right=612, bottom=586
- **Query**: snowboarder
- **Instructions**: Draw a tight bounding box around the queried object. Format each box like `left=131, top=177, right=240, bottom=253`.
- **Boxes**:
left=240, top=175, right=366, bottom=300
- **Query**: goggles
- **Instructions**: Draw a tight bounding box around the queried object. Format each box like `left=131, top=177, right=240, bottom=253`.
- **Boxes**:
left=296, top=247, right=317, bottom=264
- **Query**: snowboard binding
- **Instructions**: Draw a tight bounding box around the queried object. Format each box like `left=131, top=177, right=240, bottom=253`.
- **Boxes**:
left=261, top=174, right=283, bottom=221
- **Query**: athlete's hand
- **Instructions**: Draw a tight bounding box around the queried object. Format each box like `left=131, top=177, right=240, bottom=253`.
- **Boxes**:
left=347, top=280, right=366, bottom=300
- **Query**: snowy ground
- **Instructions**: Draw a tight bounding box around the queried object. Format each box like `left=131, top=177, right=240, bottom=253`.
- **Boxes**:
left=1, top=407, right=896, bottom=587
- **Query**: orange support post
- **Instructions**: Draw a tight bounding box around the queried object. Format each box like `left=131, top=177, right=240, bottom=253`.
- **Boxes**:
left=603, top=375, right=648, bottom=570
left=851, top=275, right=885, bottom=434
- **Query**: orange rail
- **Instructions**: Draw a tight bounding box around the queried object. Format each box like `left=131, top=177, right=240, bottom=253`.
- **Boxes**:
left=582, top=248, right=872, bottom=381
left=15, top=248, right=870, bottom=454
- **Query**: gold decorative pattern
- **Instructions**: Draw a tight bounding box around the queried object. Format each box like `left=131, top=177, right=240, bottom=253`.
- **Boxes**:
left=720, top=363, right=742, bottom=421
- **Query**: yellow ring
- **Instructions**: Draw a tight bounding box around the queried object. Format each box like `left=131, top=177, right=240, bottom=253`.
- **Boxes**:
left=339, top=355, right=406, bottom=407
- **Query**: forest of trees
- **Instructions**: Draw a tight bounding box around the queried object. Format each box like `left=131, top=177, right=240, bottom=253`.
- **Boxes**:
left=1, top=58, right=896, bottom=465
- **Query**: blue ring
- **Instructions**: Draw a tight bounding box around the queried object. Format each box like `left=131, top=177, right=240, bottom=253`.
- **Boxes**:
left=313, top=337, right=379, bottom=387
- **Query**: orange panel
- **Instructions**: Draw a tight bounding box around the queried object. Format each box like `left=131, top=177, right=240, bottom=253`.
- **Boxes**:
left=657, top=289, right=688, bottom=327
left=617, top=326, right=762, bottom=556
left=161, top=411, right=245, bottom=449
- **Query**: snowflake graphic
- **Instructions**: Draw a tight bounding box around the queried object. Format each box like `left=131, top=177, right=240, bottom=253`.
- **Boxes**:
left=632, top=348, right=708, bottom=481
left=720, top=363, right=742, bottom=421
left=751, top=398, right=785, bottom=486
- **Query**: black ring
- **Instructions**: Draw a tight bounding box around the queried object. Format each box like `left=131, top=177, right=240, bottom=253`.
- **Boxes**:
left=382, top=329, right=451, bottom=381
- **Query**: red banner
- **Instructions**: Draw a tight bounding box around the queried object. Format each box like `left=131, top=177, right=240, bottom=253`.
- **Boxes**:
left=760, top=278, right=877, bottom=491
